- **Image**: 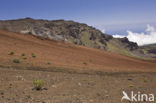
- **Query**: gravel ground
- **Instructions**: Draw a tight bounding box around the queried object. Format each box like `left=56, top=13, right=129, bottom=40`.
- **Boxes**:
left=0, top=68, right=156, bottom=103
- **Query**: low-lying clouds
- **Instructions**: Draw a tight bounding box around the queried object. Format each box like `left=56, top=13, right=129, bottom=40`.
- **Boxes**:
left=113, top=24, right=156, bottom=46
left=101, top=29, right=106, bottom=33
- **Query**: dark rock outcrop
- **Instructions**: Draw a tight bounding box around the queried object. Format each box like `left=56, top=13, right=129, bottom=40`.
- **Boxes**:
left=0, top=18, right=113, bottom=50
left=120, top=37, right=139, bottom=51
left=0, top=18, right=139, bottom=52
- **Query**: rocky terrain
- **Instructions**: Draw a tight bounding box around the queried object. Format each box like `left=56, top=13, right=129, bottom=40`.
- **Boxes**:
left=0, top=19, right=156, bottom=103
left=0, top=18, right=146, bottom=58
left=0, top=18, right=112, bottom=50
left=140, top=44, right=156, bottom=55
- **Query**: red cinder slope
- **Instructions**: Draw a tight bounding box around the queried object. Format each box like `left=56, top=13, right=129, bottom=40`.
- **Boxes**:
left=0, top=30, right=156, bottom=72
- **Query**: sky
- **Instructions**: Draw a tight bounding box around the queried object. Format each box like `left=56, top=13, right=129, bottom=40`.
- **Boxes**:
left=0, top=0, right=156, bottom=45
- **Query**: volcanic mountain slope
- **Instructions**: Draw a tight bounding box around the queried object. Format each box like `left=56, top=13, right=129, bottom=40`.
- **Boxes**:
left=0, top=30, right=156, bottom=72
left=0, top=18, right=142, bottom=57
left=140, top=44, right=156, bottom=54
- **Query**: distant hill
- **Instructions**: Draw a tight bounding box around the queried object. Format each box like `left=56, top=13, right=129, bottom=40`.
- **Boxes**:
left=0, top=18, right=155, bottom=59
left=140, top=44, right=156, bottom=54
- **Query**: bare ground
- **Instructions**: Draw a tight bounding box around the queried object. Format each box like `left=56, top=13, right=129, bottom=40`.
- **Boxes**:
left=0, top=68, right=156, bottom=103
left=0, top=30, right=156, bottom=72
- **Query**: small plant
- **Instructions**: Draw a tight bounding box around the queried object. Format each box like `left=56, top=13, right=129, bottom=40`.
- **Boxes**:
left=89, top=59, right=92, bottom=62
left=31, top=53, right=36, bottom=58
left=144, top=79, right=148, bottom=83
left=46, top=62, right=51, bottom=65
left=9, top=51, right=14, bottom=55
left=21, top=53, right=25, bottom=56
left=23, top=56, right=27, bottom=60
left=129, top=85, right=135, bottom=87
left=83, top=62, right=87, bottom=65
left=30, top=62, right=34, bottom=65
left=13, top=58, right=20, bottom=63
left=33, top=79, right=44, bottom=90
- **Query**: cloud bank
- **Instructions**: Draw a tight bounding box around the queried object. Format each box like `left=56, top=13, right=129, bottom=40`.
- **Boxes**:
left=113, top=24, right=156, bottom=46
left=101, top=29, right=106, bottom=33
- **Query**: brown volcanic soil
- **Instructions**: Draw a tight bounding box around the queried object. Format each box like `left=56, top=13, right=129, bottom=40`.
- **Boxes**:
left=0, top=68, right=156, bottom=103
left=0, top=29, right=156, bottom=72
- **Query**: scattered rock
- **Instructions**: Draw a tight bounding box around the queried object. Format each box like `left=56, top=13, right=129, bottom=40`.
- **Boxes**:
left=52, top=85, right=57, bottom=88
left=96, top=93, right=101, bottom=96
left=43, top=88, right=48, bottom=90
left=26, top=95, right=31, bottom=99
left=78, top=82, right=82, bottom=86
left=1, top=95, right=4, bottom=98
left=16, top=75, right=25, bottom=81
left=105, top=95, right=109, bottom=98
left=0, top=90, right=4, bottom=95
left=89, top=99, right=94, bottom=102
left=128, top=78, right=132, bottom=81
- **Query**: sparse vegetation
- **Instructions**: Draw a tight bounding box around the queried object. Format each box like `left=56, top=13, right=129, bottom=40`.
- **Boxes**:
left=106, top=42, right=132, bottom=56
left=23, top=56, right=27, bottom=60
left=9, top=51, right=14, bottom=55
left=144, top=79, right=148, bottom=83
left=30, top=62, right=34, bottom=65
left=83, top=62, right=87, bottom=65
left=33, top=79, right=44, bottom=90
left=21, top=53, right=25, bottom=56
left=31, top=53, right=36, bottom=58
left=13, top=58, right=20, bottom=63
left=129, top=85, right=134, bottom=87
left=47, top=62, right=51, bottom=65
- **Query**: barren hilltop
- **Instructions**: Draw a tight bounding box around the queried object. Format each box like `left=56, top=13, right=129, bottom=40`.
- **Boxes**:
left=1, top=18, right=155, bottom=58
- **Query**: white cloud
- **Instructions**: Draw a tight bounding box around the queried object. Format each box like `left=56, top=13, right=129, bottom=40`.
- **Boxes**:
left=113, top=24, right=156, bottom=46
left=95, top=25, right=106, bottom=33
left=101, top=29, right=106, bottom=33
left=112, top=34, right=126, bottom=38
left=146, top=24, right=155, bottom=32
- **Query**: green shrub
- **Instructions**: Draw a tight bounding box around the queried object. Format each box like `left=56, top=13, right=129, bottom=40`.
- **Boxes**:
left=23, top=56, right=27, bottom=60
left=13, top=58, right=20, bottom=63
left=83, top=62, right=87, bottom=65
left=31, top=53, right=36, bottom=58
left=144, top=79, right=148, bottom=83
left=9, top=51, right=14, bottom=55
left=47, top=62, right=51, bottom=65
left=129, top=85, right=134, bottom=87
left=33, top=79, right=44, bottom=90
left=21, top=53, right=25, bottom=56
left=30, top=62, right=34, bottom=65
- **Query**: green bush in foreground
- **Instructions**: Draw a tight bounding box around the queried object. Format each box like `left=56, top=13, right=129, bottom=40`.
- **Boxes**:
left=21, top=53, right=25, bottom=56
left=83, top=62, right=87, bottom=65
left=31, top=53, right=36, bottom=58
left=46, top=62, right=51, bottom=65
left=23, top=56, right=27, bottom=60
left=33, top=79, right=44, bottom=90
left=13, top=58, right=20, bottom=63
left=129, top=85, right=135, bottom=87
left=9, top=51, right=14, bottom=55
